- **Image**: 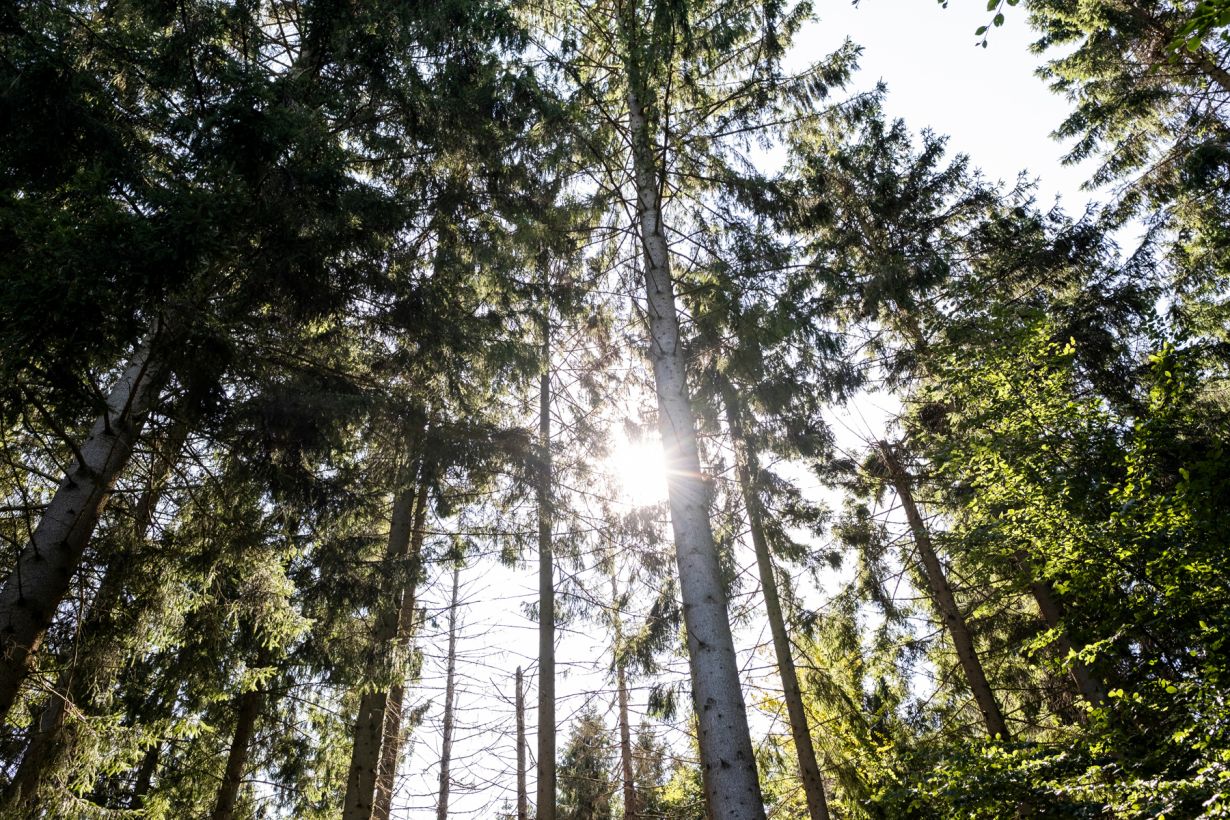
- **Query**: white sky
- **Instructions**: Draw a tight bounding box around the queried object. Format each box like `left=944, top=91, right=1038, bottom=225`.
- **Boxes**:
left=382, top=3, right=1106, bottom=817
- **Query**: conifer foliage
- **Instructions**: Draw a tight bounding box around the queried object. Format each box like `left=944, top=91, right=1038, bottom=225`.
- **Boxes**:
left=2, top=0, right=1229, bottom=817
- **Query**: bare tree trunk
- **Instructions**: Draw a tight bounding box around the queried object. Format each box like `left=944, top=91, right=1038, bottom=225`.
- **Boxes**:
left=517, top=666, right=528, bottom=820
left=877, top=441, right=1010, bottom=740
left=0, top=333, right=171, bottom=722
left=343, top=478, right=421, bottom=820
left=622, top=65, right=767, bottom=820
left=611, top=573, right=638, bottom=820
left=373, top=480, right=431, bottom=820
left=724, top=391, right=831, bottom=820
left=436, top=563, right=461, bottom=820
left=210, top=666, right=267, bottom=820
left=536, top=311, right=557, bottom=820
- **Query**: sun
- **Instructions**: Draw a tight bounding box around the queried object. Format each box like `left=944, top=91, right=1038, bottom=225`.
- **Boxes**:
left=607, top=435, right=668, bottom=506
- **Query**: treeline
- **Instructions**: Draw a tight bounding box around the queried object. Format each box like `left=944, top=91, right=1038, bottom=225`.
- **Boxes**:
left=1, top=0, right=1228, bottom=818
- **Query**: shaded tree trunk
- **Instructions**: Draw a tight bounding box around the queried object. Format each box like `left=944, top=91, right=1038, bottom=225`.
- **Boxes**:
left=622, top=54, right=767, bottom=819
left=517, top=666, right=528, bottom=820
left=1029, top=578, right=1107, bottom=709
left=129, top=743, right=161, bottom=808
left=877, top=441, right=1010, bottom=740
left=436, top=563, right=461, bottom=820
left=343, top=475, right=421, bottom=819
left=0, top=332, right=172, bottom=722
left=3, top=413, right=191, bottom=810
left=724, top=390, right=831, bottom=820
left=210, top=662, right=268, bottom=820
left=611, top=573, right=638, bottom=820
left=536, top=308, right=557, bottom=820
left=373, top=478, right=431, bottom=820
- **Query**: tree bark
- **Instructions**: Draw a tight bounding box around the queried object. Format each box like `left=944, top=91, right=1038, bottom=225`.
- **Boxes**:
left=436, top=563, right=461, bottom=820
left=129, top=742, right=161, bottom=808
left=516, top=666, right=528, bottom=820
left=3, top=414, right=191, bottom=809
left=0, top=333, right=171, bottom=722
left=1029, top=578, right=1107, bottom=709
left=611, top=573, right=638, bottom=820
left=723, top=391, right=830, bottom=820
left=877, top=441, right=1010, bottom=740
left=623, top=74, right=767, bottom=820
left=536, top=309, right=557, bottom=820
left=343, top=479, right=420, bottom=819
left=210, top=669, right=267, bottom=820
left=373, top=479, right=431, bottom=820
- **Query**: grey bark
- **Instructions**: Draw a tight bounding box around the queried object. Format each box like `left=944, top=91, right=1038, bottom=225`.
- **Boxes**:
left=611, top=573, right=638, bottom=820
left=877, top=441, right=1010, bottom=740
left=536, top=317, right=557, bottom=820
left=724, top=391, right=831, bottom=820
left=517, top=666, right=528, bottom=820
left=436, top=563, right=461, bottom=820
left=0, top=334, right=171, bottom=722
left=373, top=479, right=430, bottom=820
left=3, top=415, right=191, bottom=810
left=624, top=73, right=767, bottom=820
left=343, top=480, right=420, bottom=819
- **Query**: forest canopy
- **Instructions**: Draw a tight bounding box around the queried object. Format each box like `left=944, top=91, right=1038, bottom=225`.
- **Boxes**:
left=1, top=0, right=1228, bottom=818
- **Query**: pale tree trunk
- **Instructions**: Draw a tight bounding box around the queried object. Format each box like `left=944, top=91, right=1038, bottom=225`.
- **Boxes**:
left=3, top=415, right=191, bottom=809
left=536, top=315, right=557, bottom=820
left=624, top=76, right=767, bottom=820
left=436, top=563, right=461, bottom=820
left=611, top=573, right=638, bottom=820
left=516, top=666, right=528, bottom=820
left=0, top=333, right=172, bottom=722
left=877, top=442, right=1010, bottom=740
left=343, top=479, right=421, bottom=819
left=723, top=390, right=831, bottom=820
left=210, top=662, right=268, bottom=820
left=373, top=479, right=431, bottom=820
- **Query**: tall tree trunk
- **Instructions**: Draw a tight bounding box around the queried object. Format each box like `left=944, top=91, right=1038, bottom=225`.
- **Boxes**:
left=343, top=477, right=421, bottom=819
left=129, top=742, right=161, bottom=808
left=877, top=441, right=1010, bottom=740
left=373, top=479, right=431, bottom=820
left=436, top=563, right=461, bottom=820
left=0, top=333, right=171, bottom=722
left=3, top=413, right=191, bottom=810
left=210, top=660, right=268, bottom=820
left=611, top=573, right=638, bottom=820
left=1029, top=578, right=1107, bottom=708
left=723, top=390, right=831, bottom=820
left=623, top=67, right=767, bottom=820
left=536, top=307, right=557, bottom=820
left=516, top=666, right=528, bottom=820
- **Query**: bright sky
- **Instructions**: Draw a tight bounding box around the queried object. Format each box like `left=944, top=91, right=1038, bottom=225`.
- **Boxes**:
left=384, top=4, right=1105, bottom=817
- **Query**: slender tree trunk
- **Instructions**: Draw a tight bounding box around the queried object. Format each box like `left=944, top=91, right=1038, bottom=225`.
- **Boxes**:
left=373, top=480, right=431, bottom=820
left=436, top=564, right=461, bottom=820
left=0, top=333, right=171, bottom=722
left=877, top=441, right=1010, bottom=740
left=723, top=391, right=831, bottom=820
left=516, top=666, right=528, bottom=820
left=1029, top=578, right=1107, bottom=708
left=621, top=52, right=766, bottom=817
left=210, top=667, right=267, bottom=820
left=130, top=743, right=160, bottom=807
left=611, top=573, right=638, bottom=820
left=343, top=479, right=421, bottom=819
left=536, top=310, right=557, bottom=820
